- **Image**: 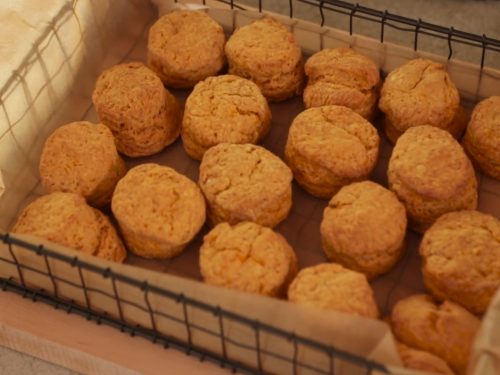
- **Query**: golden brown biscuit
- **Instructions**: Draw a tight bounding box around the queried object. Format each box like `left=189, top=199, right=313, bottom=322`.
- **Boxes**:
left=396, top=342, right=455, bottom=375
left=92, top=209, right=127, bottom=262
left=384, top=105, right=467, bottom=145
left=39, top=121, right=126, bottom=207
left=182, top=75, right=271, bottom=160
left=288, top=263, right=379, bottom=318
left=388, top=125, right=477, bottom=232
left=111, top=164, right=205, bottom=259
left=147, top=10, right=225, bottom=88
left=420, top=210, right=500, bottom=314
left=199, top=143, right=292, bottom=228
left=462, top=96, right=500, bottom=180
left=200, top=222, right=297, bottom=297
left=284, top=105, right=379, bottom=199
left=12, top=192, right=126, bottom=263
left=304, top=48, right=380, bottom=120
left=390, top=294, right=480, bottom=375
left=321, top=181, right=407, bottom=279
left=225, top=17, right=304, bottom=101
left=379, top=59, right=466, bottom=143
left=92, top=62, right=181, bottom=157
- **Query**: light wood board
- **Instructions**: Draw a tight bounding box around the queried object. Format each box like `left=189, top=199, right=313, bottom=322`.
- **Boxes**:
left=0, top=291, right=229, bottom=375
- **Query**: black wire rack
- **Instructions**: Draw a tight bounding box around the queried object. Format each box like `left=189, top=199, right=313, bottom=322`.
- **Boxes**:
left=2, top=0, right=500, bottom=374
left=1, top=234, right=390, bottom=375
left=223, top=0, right=500, bottom=69
left=297, top=0, right=500, bottom=68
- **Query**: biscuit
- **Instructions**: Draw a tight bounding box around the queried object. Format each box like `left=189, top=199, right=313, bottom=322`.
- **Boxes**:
left=199, top=143, right=292, bottom=228
left=111, top=164, right=206, bottom=259
left=12, top=192, right=126, bottom=263
left=92, top=209, right=128, bottom=262
left=379, top=59, right=466, bottom=143
left=396, top=342, right=455, bottom=375
left=388, top=125, right=477, bottom=232
left=288, top=263, right=379, bottom=318
left=284, top=105, right=379, bottom=199
left=321, top=181, right=407, bottom=279
left=225, top=17, right=304, bottom=101
left=92, top=62, right=181, bottom=157
left=420, top=210, right=500, bottom=314
left=39, top=121, right=126, bottom=207
left=147, top=10, right=225, bottom=88
left=182, top=75, right=271, bottom=160
left=390, top=294, right=480, bottom=375
left=200, top=222, right=297, bottom=297
left=384, top=104, right=467, bottom=145
left=462, top=96, right=500, bottom=180
left=303, top=48, right=380, bottom=120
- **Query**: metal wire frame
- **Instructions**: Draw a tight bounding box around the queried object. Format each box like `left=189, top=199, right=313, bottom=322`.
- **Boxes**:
left=221, top=0, right=499, bottom=68
left=0, top=234, right=390, bottom=374
left=297, top=0, right=500, bottom=69
left=2, top=0, right=500, bottom=374
left=0, top=278, right=253, bottom=374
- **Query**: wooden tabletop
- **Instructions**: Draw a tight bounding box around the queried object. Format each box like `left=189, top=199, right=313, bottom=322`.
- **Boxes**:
left=0, top=291, right=229, bottom=375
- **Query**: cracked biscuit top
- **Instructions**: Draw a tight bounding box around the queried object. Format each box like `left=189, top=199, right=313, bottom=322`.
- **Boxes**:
left=321, top=181, right=407, bottom=278
left=288, top=263, right=379, bottom=318
left=147, top=10, right=226, bottom=88
left=92, top=62, right=181, bottom=157
left=199, top=143, right=292, bottom=227
left=388, top=125, right=476, bottom=201
left=286, top=105, right=379, bottom=179
left=465, top=96, right=500, bottom=156
left=303, top=48, right=380, bottom=119
left=12, top=192, right=126, bottom=262
left=396, top=342, right=454, bottom=375
left=463, top=95, right=500, bottom=179
left=111, top=163, right=206, bottom=246
left=200, top=221, right=297, bottom=296
left=39, top=121, right=126, bottom=207
left=379, top=59, right=460, bottom=132
left=420, top=210, right=500, bottom=314
left=390, top=294, right=480, bottom=375
left=305, top=48, right=380, bottom=89
left=182, top=75, right=271, bottom=160
left=225, top=17, right=304, bottom=101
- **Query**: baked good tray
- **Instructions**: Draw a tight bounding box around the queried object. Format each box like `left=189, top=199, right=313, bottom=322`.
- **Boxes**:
left=0, top=0, right=499, bottom=374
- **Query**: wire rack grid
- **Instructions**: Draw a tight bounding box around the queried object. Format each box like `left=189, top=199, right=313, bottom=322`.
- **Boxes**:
left=1, top=0, right=500, bottom=374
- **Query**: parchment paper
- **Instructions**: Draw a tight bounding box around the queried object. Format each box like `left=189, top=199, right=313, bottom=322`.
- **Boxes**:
left=1, top=0, right=499, bottom=374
